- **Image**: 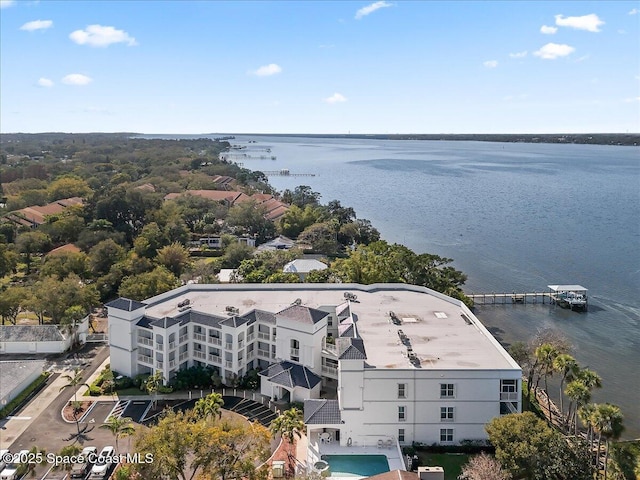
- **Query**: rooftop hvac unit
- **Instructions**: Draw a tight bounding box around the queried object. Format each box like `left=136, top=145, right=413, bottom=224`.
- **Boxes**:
left=272, top=461, right=285, bottom=478
left=417, top=466, right=444, bottom=480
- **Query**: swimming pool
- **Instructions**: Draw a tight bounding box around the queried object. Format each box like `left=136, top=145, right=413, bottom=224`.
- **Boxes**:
left=321, top=454, right=390, bottom=477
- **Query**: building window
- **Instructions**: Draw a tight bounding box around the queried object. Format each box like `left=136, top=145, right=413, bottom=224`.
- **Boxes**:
left=440, top=407, right=454, bottom=422
left=440, top=428, right=454, bottom=443
left=501, top=379, right=517, bottom=393
left=398, top=429, right=405, bottom=443
left=440, top=383, right=455, bottom=398
left=398, top=383, right=406, bottom=399
left=290, top=339, right=300, bottom=362
left=398, top=406, right=406, bottom=421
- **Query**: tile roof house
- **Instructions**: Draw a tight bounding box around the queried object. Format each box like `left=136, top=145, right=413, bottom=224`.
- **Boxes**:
left=5, top=197, right=84, bottom=228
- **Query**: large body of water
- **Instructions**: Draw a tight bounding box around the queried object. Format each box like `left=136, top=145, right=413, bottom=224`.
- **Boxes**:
left=157, top=133, right=640, bottom=437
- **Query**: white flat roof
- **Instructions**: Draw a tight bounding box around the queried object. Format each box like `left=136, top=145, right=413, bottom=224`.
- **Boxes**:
left=143, top=284, right=519, bottom=371
left=548, top=285, right=588, bottom=292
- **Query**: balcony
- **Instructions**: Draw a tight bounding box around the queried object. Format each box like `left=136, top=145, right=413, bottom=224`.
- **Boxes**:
left=156, top=361, right=164, bottom=369
left=257, top=332, right=270, bottom=341
left=238, top=341, right=245, bottom=349
left=168, top=341, right=176, bottom=350
left=138, top=337, right=153, bottom=346
left=179, top=352, right=188, bottom=362
left=322, top=340, right=337, bottom=355
left=179, top=335, right=188, bottom=344
left=290, top=348, right=300, bottom=359
left=209, top=337, right=222, bottom=346
left=169, top=360, right=176, bottom=368
left=246, top=350, right=255, bottom=360
left=138, top=354, right=153, bottom=365
left=247, top=333, right=255, bottom=342
left=321, top=365, right=338, bottom=378
left=500, top=392, right=519, bottom=401
left=258, top=349, right=270, bottom=359
left=194, top=333, right=206, bottom=342
left=225, top=342, right=233, bottom=350
left=193, top=351, right=206, bottom=360
left=155, top=343, right=164, bottom=350
left=208, top=354, right=221, bottom=364
left=225, top=360, right=233, bottom=368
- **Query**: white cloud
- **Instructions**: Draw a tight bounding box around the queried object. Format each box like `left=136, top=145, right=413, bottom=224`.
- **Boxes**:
left=0, top=0, right=15, bottom=8
left=62, top=73, right=93, bottom=86
left=624, top=97, right=640, bottom=103
left=37, top=77, right=53, bottom=87
left=69, top=24, right=137, bottom=47
left=324, top=93, right=347, bottom=104
left=629, top=8, right=638, bottom=15
left=483, top=60, right=498, bottom=68
left=555, top=14, right=604, bottom=32
left=540, top=25, right=557, bottom=34
left=20, top=19, right=53, bottom=31
left=251, top=63, right=282, bottom=76
left=509, top=51, right=528, bottom=58
left=533, top=43, right=575, bottom=60
left=575, top=54, right=590, bottom=62
left=355, top=1, right=393, bottom=20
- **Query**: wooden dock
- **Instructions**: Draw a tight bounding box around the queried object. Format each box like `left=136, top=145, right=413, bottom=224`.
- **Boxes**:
left=466, top=291, right=551, bottom=305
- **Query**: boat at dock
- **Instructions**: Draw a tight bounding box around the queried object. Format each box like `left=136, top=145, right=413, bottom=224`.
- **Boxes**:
left=548, top=285, right=588, bottom=311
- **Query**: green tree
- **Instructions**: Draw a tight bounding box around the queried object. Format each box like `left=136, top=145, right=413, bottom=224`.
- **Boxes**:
left=145, top=371, right=164, bottom=409
left=134, top=222, right=167, bottom=259
left=100, top=415, right=135, bottom=453
left=225, top=199, right=275, bottom=243
left=222, top=241, right=255, bottom=268
left=0, top=286, right=27, bottom=325
left=15, top=230, right=52, bottom=273
left=89, top=238, right=126, bottom=276
left=40, top=251, right=90, bottom=280
left=0, top=242, right=19, bottom=277
left=534, top=343, right=559, bottom=418
left=156, top=242, right=191, bottom=277
left=565, top=380, right=591, bottom=436
left=592, top=403, right=625, bottom=479
left=459, top=452, right=511, bottom=480
left=270, top=407, right=304, bottom=471
left=297, top=222, right=340, bottom=255
left=193, top=393, right=224, bottom=422
left=47, top=175, right=92, bottom=201
left=486, top=412, right=593, bottom=480
left=59, top=367, right=89, bottom=435
left=118, top=266, right=179, bottom=301
left=277, top=204, right=323, bottom=238
left=553, top=353, right=579, bottom=422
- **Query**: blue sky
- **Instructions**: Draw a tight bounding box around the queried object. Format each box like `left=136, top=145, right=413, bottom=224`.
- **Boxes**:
left=1, top=0, right=639, bottom=134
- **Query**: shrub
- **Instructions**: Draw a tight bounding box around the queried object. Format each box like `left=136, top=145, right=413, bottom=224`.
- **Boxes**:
left=88, top=385, right=102, bottom=396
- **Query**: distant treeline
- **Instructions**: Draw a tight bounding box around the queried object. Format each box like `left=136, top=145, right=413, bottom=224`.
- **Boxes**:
left=235, top=132, right=640, bottom=146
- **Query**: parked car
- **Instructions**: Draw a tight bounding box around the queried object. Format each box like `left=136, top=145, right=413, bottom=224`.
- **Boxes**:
left=90, top=446, right=114, bottom=479
left=70, top=446, right=97, bottom=478
left=0, top=450, right=29, bottom=480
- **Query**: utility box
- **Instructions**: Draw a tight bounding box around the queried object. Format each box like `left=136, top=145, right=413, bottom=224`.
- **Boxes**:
left=417, top=466, right=445, bottom=480
left=272, top=461, right=286, bottom=478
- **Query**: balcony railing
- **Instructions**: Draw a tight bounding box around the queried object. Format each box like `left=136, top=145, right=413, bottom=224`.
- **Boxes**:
left=257, top=332, right=270, bottom=341
left=169, top=360, right=176, bottom=368
left=246, top=350, right=255, bottom=360
left=323, top=340, right=337, bottom=354
left=321, top=365, right=338, bottom=377
left=155, top=343, right=164, bottom=350
left=194, top=333, right=206, bottom=342
left=138, top=354, right=153, bottom=364
left=138, top=337, right=153, bottom=346
left=209, top=337, right=222, bottom=346
left=208, top=354, right=221, bottom=364
left=258, top=349, right=270, bottom=359
left=168, top=341, right=176, bottom=350
left=179, top=335, right=188, bottom=343
left=225, top=361, right=233, bottom=368
left=179, top=352, right=189, bottom=362
left=500, top=392, right=519, bottom=401
left=225, top=342, right=233, bottom=350
left=290, top=348, right=300, bottom=357
left=156, top=361, right=164, bottom=369
left=247, top=333, right=255, bottom=342
left=193, top=351, right=206, bottom=360
left=238, top=341, right=245, bottom=349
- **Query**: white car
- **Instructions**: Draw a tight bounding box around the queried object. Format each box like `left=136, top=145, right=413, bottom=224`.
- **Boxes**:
left=90, top=446, right=114, bottom=479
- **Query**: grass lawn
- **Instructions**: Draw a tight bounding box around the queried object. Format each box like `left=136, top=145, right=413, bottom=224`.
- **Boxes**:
left=416, top=453, right=470, bottom=480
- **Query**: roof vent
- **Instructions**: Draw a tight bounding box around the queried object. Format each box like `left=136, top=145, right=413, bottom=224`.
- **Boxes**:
left=461, top=313, right=472, bottom=325
left=434, top=311, right=447, bottom=319
left=225, top=306, right=239, bottom=315
left=344, top=292, right=358, bottom=302
left=292, top=298, right=302, bottom=306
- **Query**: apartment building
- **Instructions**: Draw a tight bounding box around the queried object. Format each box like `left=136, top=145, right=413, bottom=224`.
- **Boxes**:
left=106, top=283, right=521, bottom=445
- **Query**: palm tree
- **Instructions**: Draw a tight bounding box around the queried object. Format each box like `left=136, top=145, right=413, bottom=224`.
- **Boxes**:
left=577, top=368, right=602, bottom=392
left=100, top=415, right=135, bottom=453
left=269, top=407, right=304, bottom=475
left=144, top=371, right=163, bottom=409
left=59, top=367, right=89, bottom=435
left=564, top=380, right=590, bottom=436
left=552, top=353, right=579, bottom=422
left=193, top=393, right=224, bottom=422
left=592, top=403, right=624, bottom=480
left=578, top=403, right=597, bottom=447
left=534, top=343, right=559, bottom=420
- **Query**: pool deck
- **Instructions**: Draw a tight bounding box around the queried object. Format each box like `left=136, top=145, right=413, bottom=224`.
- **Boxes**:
left=306, top=432, right=405, bottom=479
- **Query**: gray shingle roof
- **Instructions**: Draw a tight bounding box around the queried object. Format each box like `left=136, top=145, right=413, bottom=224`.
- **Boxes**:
left=304, top=399, right=342, bottom=425
left=0, top=360, right=46, bottom=401
left=277, top=305, right=329, bottom=325
left=106, top=298, right=146, bottom=311
left=259, top=361, right=321, bottom=390
left=241, top=309, right=276, bottom=325
left=0, top=325, right=65, bottom=342
left=283, top=259, right=328, bottom=274
left=337, top=337, right=367, bottom=360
